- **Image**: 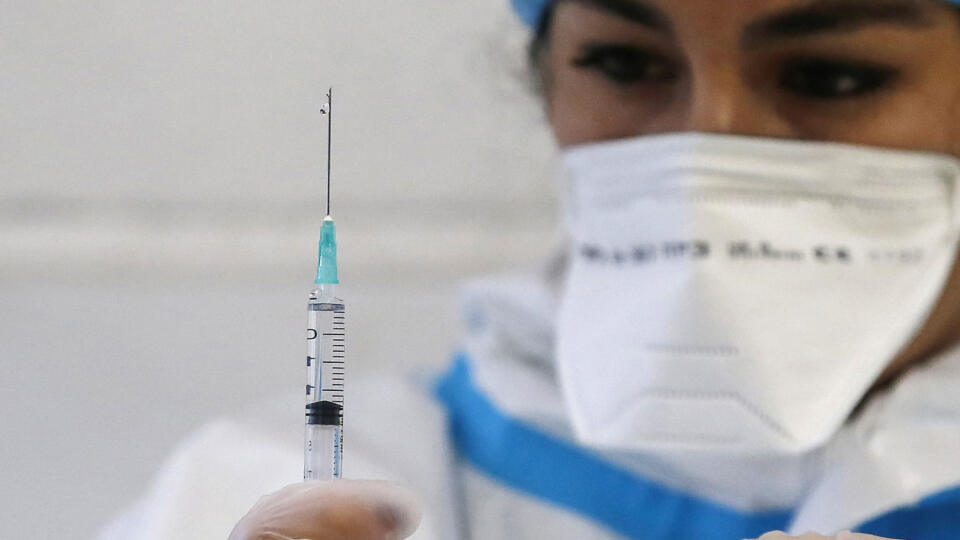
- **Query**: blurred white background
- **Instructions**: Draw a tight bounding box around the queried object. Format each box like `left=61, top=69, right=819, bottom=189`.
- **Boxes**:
left=0, top=1, right=556, bottom=537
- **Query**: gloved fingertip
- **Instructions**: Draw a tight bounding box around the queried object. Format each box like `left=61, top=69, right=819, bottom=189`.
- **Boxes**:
left=313, top=479, right=422, bottom=537
left=747, top=531, right=787, bottom=540
left=369, top=483, right=422, bottom=537
left=376, top=504, right=402, bottom=530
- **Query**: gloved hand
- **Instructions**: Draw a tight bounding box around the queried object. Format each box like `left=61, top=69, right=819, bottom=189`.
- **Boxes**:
left=750, top=532, right=900, bottom=540
left=228, top=480, right=422, bottom=540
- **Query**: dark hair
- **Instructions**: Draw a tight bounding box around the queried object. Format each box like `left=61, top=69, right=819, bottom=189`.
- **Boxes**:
left=527, top=2, right=555, bottom=78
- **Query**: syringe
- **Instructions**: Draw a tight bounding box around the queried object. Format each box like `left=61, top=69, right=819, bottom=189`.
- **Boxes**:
left=304, top=87, right=345, bottom=481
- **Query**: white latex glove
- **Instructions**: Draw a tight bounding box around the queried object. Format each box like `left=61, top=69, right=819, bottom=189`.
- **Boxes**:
left=750, top=531, right=900, bottom=540
left=228, top=480, right=422, bottom=540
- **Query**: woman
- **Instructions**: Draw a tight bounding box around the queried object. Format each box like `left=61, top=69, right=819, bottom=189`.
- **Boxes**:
left=103, top=1, right=960, bottom=539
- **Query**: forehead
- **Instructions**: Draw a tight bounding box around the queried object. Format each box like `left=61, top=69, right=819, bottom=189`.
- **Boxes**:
left=648, top=0, right=821, bottom=20
left=554, top=0, right=946, bottom=46
left=657, top=0, right=932, bottom=24
left=557, top=0, right=943, bottom=25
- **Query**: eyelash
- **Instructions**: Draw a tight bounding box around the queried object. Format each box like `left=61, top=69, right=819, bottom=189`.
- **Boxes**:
left=571, top=44, right=899, bottom=100
left=571, top=44, right=678, bottom=85
left=778, top=58, right=898, bottom=100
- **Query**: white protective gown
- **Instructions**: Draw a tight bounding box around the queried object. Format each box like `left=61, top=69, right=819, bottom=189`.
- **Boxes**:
left=97, top=268, right=960, bottom=540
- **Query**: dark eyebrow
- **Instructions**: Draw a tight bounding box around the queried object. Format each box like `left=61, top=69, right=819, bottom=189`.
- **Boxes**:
left=742, top=0, right=934, bottom=49
left=565, top=0, right=674, bottom=35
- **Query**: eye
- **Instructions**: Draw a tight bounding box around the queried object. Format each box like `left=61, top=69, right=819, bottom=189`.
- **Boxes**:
left=572, top=43, right=679, bottom=85
left=779, top=58, right=897, bottom=100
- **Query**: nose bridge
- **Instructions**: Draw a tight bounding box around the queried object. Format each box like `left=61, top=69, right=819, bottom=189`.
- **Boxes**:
left=682, top=60, right=791, bottom=138
left=686, top=63, right=754, bottom=134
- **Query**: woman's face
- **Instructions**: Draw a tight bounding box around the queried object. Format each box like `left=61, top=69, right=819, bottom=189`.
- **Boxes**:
left=541, top=0, right=960, bottom=385
left=543, top=0, right=960, bottom=157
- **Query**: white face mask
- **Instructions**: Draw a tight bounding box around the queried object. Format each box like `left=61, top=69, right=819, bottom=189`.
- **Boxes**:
left=557, top=133, right=960, bottom=455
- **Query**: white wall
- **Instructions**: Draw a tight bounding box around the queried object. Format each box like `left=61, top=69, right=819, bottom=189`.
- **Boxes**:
left=0, top=1, right=557, bottom=537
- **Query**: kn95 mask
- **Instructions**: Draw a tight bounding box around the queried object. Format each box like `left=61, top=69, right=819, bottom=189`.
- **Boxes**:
left=556, top=133, right=960, bottom=455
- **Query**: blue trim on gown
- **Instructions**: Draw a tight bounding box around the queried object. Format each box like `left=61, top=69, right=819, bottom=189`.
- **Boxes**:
left=857, top=485, right=960, bottom=540
left=434, top=353, right=960, bottom=540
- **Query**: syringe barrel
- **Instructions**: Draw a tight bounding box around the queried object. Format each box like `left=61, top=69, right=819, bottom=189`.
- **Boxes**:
left=304, top=422, right=342, bottom=480
left=305, top=286, right=345, bottom=481
left=306, top=288, right=345, bottom=405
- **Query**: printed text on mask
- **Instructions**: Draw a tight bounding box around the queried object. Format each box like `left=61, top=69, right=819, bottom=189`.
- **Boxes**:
left=577, top=240, right=924, bottom=265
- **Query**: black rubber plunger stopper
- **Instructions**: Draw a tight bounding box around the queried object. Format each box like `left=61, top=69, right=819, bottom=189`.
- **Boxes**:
left=306, top=400, right=342, bottom=426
